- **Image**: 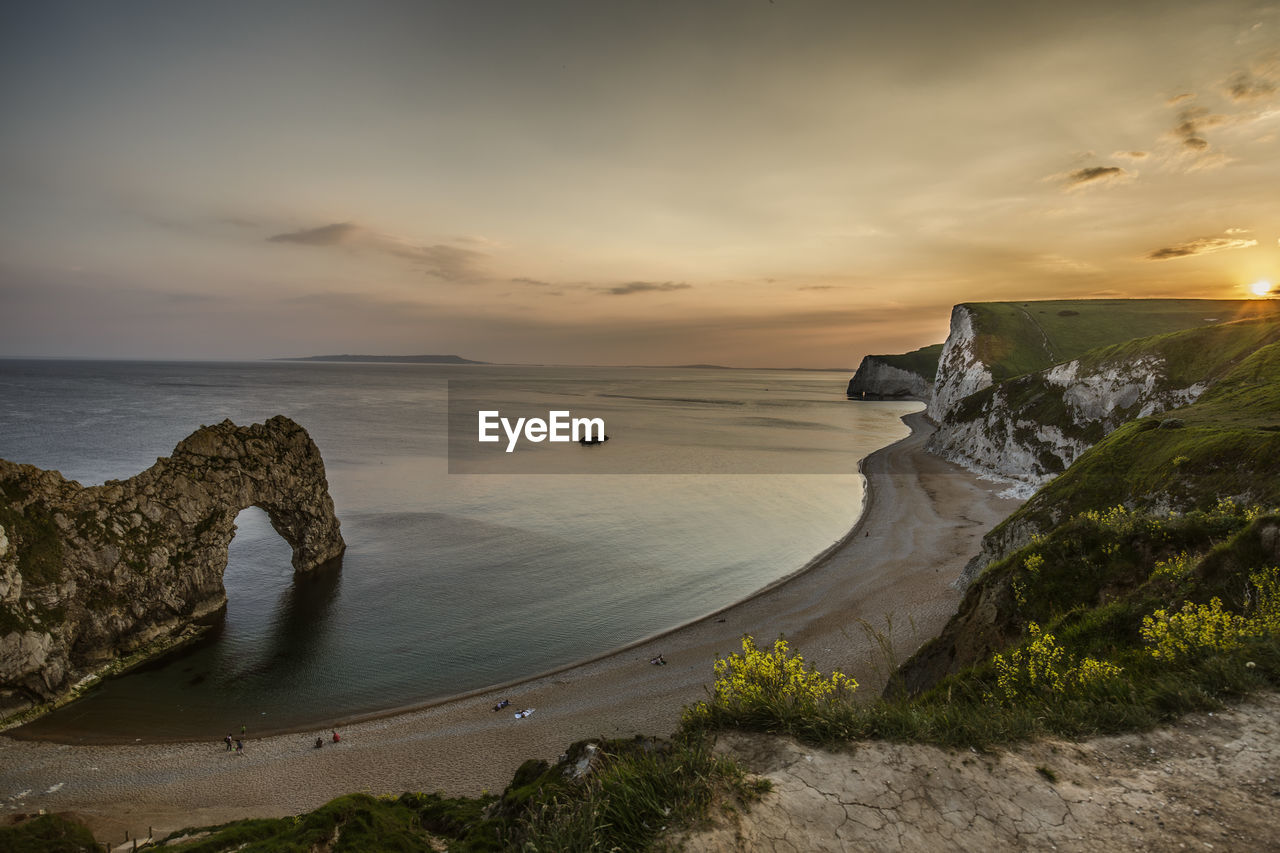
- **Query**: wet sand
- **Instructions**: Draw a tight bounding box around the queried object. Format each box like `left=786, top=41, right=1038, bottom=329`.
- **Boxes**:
left=0, top=411, right=1022, bottom=843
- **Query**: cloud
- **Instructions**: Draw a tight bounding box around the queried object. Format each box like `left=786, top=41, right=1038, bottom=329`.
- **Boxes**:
left=797, top=285, right=840, bottom=291
left=1146, top=234, right=1258, bottom=260
left=1226, top=72, right=1276, bottom=101
left=511, top=277, right=554, bottom=287
left=1171, top=105, right=1227, bottom=151
left=1167, top=93, right=1195, bottom=106
left=267, top=222, right=487, bottom=281
left=1225, top=70, right=1278, bottom=102
left=268, top=222, right=360, bottom=246
left=1063, top=165, right=1129, bottom=189
left=415, top=244, right=488, bottom=282
left=1112, top=150, right=1148, bottom=159
left=598, top=281, right=692, bottom=296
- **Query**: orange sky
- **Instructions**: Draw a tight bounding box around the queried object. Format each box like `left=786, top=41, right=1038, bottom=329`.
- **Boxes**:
left=1, top=1, right=1277, bottom=366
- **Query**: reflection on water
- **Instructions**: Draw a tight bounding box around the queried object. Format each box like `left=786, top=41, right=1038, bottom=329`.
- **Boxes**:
left=0, top=360, right=917, bottom=740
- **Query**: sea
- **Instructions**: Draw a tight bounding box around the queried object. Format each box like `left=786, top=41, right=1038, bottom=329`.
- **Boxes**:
left=0, top=359, right=917, bottom=741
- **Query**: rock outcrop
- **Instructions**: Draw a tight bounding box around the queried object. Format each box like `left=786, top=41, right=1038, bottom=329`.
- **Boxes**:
left=846, top=343, right=942, bottom=401
left=926, top=305, right=994, bottom=422
left=925, top=312, right=1280, bottom=496
left=0, top=416, right=345, bottom=720
left=927, top=352, right=1209, bottom=495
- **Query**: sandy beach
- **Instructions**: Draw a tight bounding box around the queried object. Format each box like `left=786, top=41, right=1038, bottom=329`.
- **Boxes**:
left=0, top=411, right=1022, bottom=843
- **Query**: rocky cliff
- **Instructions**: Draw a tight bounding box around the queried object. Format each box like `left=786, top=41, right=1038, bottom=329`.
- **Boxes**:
left=894, top=337, right=1280, bottom=694
left=926, top=317, right=1280, bottom=496
left=926, top=305, right=995, bottom=421
left=846, top=343, right=942, bottom=401
left=922, top=299, right=1269, bottom=425
left=0, top=416, right=345, bottom=721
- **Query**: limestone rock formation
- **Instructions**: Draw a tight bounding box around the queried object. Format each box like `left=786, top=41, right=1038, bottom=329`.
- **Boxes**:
left=0, top=416, right=345, bottom=720
left=846, top=351, right=938, bottom=401
left=927, top=351, right=1209, bottom=495
left=926, top=305, right=994, bottom=422
left=925, top=316, right=1280, bottom=496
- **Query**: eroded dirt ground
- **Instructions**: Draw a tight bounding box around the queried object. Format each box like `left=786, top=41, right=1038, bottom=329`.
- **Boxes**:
left=681, top=693, right=1280, bottom=852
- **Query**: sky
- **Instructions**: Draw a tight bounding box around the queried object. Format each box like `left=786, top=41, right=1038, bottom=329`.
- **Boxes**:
left=1, top=0, right=1278, bottom=367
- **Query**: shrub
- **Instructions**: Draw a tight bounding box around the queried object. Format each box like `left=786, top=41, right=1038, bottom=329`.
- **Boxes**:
left=1247, top=567, right=1280, bottom=634
left=988, top=623, right=1122, bottom=704
left=684, top=635, right=857, bottom=739
left=1141, top=598, right=1246, bottom=661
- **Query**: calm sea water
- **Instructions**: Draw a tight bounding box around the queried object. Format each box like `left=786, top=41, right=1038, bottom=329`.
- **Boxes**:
left=0, top=359, right=914, bottom=740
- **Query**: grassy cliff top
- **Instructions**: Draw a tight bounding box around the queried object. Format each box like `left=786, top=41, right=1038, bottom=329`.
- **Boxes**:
left=949, top=314, right=1280, bottom=431
left=991, top=334, right=1280, bottom=539
left=868, top=342, right=944, bottom=380
left=964, top=298, right=1280, bottom=381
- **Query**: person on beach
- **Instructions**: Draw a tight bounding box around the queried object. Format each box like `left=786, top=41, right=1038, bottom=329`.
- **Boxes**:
left=224, top=733, right=233, bottom=751
left=234, top=739, right=244, bottom=754
left=314, top=737, right=324, bottom=749
left=331, top=730, right=340, bottom=743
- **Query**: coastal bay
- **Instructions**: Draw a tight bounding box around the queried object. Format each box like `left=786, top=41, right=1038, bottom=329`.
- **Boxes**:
left=0, top=411, right=1022, bottom=842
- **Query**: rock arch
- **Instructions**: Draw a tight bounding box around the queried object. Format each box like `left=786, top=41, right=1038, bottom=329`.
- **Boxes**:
left=0, top=416, right=345, bottom=720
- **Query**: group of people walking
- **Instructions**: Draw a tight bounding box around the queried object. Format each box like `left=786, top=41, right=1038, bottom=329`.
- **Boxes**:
left=221, top=724, right=343, bottom=754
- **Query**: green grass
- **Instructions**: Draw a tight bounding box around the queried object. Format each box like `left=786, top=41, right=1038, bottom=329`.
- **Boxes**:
left=873, top=342, right=944, bottom=381
left=0, top=814, right=100, bottom=853
left=983, top=338, right=1280, bottom=542
left=151, top=735, right=759, bottom=853
left=962, top=298, right=1279, bottom=382
left=691, top=504, right=1280, bottom=752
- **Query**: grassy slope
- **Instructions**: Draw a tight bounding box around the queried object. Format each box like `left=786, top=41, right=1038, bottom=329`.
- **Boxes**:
left=894, top=338, right=1280, bottom=699
left=965, top=298, right=1279, bottom=381
left=999, top=338, right=1280, bottom=535
left=872, top=342, right=944, bottom=380
left=943, top=316, right=1280, bottom=477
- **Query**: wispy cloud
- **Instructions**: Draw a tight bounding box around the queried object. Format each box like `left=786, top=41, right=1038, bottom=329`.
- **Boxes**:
left=267, top=222, right=487, bottom=281
left=1171, top=104, right=1227, bottom=151
left=598, top=281, right=692, bottom=296
left=268, top=222, right=359, bottom=246
left=1063, top=165, right=1130, bottom=190
left=1224, top=56, right=1280, bottom=102
left=1146, top=233, right=1257, bottom=260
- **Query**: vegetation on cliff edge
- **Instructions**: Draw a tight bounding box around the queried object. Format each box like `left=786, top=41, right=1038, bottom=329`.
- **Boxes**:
left=961, top=298, right=1279, bottom=382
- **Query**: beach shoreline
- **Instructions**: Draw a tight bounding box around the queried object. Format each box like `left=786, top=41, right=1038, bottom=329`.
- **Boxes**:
left=0, top=410, right=1023, bottom=842
left=4, top=402, right=899, bottom=747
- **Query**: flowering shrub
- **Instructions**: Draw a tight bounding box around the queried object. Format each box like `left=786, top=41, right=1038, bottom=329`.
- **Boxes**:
left=1142, top=567, right=1280, bottom=660
left=1140, top=598, right=1245, bottom=660
left=1150, top=551, right=1195, bottom=582
left=693, top=636, right=855, bottom=719
left=1247, top=567, right=1280, bottom=635
left=989, top=623, right=1121, bottom=704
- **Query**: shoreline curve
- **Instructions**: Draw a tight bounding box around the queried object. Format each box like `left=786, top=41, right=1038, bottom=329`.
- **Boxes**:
left=0, top=409, right=1024, bottom=843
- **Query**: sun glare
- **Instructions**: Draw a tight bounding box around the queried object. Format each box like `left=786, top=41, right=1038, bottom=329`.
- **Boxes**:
left=1251, top=280, right=1273, bottom=297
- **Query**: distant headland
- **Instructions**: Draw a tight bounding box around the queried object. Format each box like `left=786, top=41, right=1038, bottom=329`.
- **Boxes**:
left=275, top=354, right=489, bottom=364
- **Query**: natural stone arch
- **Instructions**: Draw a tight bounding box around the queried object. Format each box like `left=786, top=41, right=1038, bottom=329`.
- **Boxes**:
left=0, top=416, right=345, bottom=720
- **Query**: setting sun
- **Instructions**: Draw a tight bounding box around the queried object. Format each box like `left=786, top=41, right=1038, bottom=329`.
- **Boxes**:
left=1252, top=281, right=1274, bottom=297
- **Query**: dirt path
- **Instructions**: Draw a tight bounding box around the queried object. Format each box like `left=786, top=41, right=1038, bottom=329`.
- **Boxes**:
left=683, top=694, right=1280, bottom=851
